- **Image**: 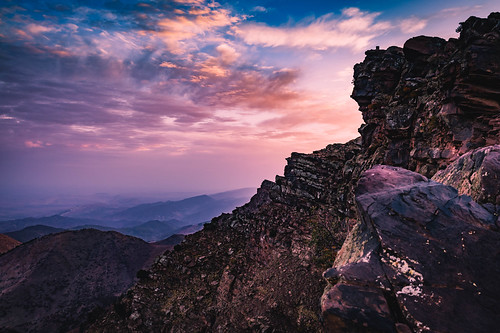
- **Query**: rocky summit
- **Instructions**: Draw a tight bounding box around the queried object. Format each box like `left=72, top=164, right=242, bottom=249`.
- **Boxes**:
left=84, top=13, right=500, bottom=332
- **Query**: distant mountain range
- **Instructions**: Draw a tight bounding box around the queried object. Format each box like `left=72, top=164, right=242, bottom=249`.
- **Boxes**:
left=0, top=188, right=255, bottom=242
left=64, top=188, right=255, bottom=224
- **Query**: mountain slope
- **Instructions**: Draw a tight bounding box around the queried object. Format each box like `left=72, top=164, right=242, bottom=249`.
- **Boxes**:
left=87, top=13, right=500, bottom=332
left=0, top=234, right=21, bottom=255
left=0, top=229, right=168, bottom=333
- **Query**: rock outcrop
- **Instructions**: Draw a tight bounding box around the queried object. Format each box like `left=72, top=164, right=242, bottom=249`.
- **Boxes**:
left=0, top=229, right=167, bottom=333
left=322, top=165, right=500, bottom=333
left=432, top=144, right=500, bottom=206
left=352, top=13, right=500, bottom=177
left=87, top=13, right=500, bottom=333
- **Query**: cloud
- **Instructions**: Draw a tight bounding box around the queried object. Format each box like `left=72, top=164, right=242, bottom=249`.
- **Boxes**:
left=233, top=7, right=391, bottom=51
left=25, top=140, right=44, bottom=148
left=26, top=23, right=59, bottom=35
left=152, top=4, right=243, bottom=54
left=159, top=61, right=179, bottom=68
left=0, top=0, right=363, bottom=163
left=252, top=6, right=267, bottom=13
left=399, top=17, right=428, bottom=33
left=215, top=43, right=239, bottom=64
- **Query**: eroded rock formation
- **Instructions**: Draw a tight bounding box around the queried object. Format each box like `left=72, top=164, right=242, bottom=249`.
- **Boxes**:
left=432, top=144, right=500, bottom=206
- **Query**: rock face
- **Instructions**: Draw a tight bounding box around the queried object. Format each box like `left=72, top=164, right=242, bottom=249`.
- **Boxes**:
left=88, top=13, right=500, bottom=333
left=0, top=229, right=167, bottom=333
left=0, top=234, right=21, bottom=255
left=432, top=144, right=500, bottom=205
left=352, top=13, right=500, bottom=177
left=322, top=165, right=500, bottom=333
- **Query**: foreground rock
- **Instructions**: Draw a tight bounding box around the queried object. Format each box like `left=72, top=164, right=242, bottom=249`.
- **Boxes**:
left=0, top=229, right=167, bottom=333
left=322, top=165, right=500, bottom=332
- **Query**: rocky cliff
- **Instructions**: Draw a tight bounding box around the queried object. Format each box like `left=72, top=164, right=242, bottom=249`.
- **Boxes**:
left=88, top=13, right=500, bottom=332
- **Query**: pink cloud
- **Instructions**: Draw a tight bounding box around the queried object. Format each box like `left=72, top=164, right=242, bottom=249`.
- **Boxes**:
left=25, top=140, right=44, bottom=148
left=153, top=4, right=243, bottom=54
left=399, top=17, right=428, bottom=33
left=233, top=7, right=391, bottom=51
left=215, top=43, right=239, bottom=65
left=26, top=23, right=59, bottom=35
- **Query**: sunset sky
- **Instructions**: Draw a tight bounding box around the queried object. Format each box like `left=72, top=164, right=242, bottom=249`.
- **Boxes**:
left=0, top=0, right=497, bottom=199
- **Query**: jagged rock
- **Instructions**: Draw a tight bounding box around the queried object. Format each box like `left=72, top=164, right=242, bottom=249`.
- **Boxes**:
left=322, top=165, right=500, bottom=333
left=403, top=36, right=447, bottom=61
left=351, top=13, right=500, bottom=176
left=432, top=145, right=500, bottom=205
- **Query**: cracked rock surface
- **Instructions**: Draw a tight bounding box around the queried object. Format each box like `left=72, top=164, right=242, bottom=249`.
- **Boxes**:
left=432, top=144, right=500, bottom=206
left=322, top=165, right=500, bottom=333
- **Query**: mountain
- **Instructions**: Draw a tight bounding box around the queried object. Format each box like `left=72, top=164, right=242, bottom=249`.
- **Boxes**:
left=2, top=219, right=192, bottom=243
left=0, top=215, right=105, bottom=233
left=0, top=234, right=21, bottom=255
left=0, top=229, right=168, bottom=333
left=119, top=219, right=184, bottom=242
left=110, top=189, right=254, bottom=225
left=0, top=187, right=255, bottom=242
left=5, top=225, right=65, bottom=243
left=172, top=222, right=205, bottom=235
left=111, top=195, right=216, bottom=222
left=87, top=13, right=500, bottom=332
left=153, top=234, right=186, bottom=249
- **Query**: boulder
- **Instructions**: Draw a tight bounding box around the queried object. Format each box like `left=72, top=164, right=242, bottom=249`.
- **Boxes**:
left=322, top=165, right=500, bottom=333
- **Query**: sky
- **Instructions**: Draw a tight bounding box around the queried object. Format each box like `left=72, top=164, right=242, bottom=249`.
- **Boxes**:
left=0, top=0, right=498, bottom=200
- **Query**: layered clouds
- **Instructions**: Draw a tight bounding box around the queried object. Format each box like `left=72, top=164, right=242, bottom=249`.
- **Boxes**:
left=233, top=8, right=391, bottom=51
left=0, top=0, right=494, bottom=194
